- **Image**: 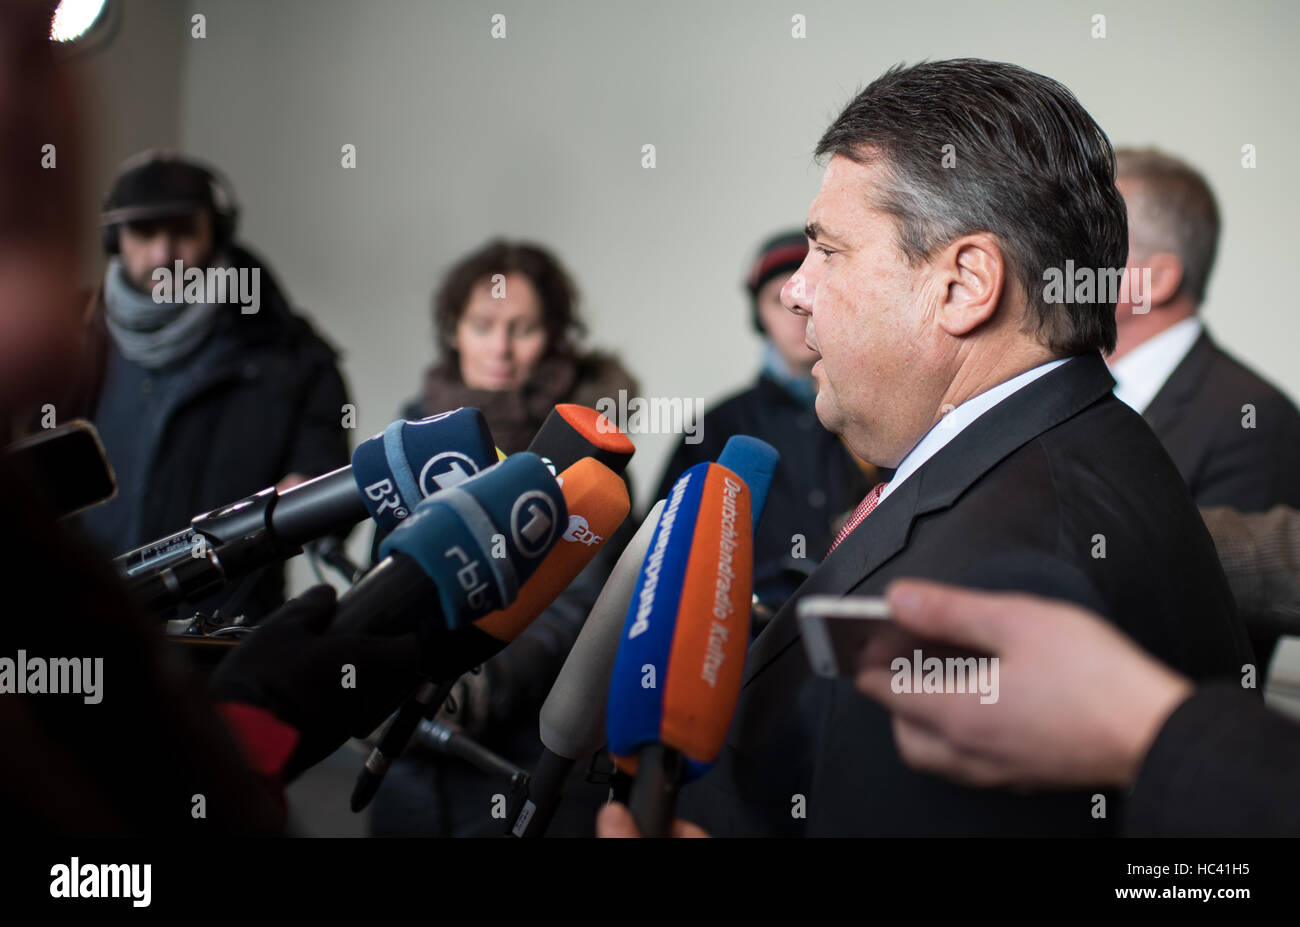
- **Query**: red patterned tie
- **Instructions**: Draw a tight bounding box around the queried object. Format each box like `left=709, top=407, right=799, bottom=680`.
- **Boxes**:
left=827, top=481, right=889, bottom=554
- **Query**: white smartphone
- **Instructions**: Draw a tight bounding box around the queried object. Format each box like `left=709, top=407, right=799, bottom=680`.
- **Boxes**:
left=797, top=595, right=893, bottom=678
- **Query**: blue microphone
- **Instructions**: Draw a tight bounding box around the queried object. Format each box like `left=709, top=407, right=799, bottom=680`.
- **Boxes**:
left=114, top=407, right=498, bottom=618
left=329, top=452, right=567, bottom=637
left=350, top=407, right=498, bottom=533
left=716, top=435, right=778, bottom=530
left=605, top=437, right=776, bottom=835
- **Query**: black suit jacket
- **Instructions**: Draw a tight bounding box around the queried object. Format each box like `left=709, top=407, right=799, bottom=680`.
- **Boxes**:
left=1143, top=331, right=1300, bottom=512
left=1126, top=682, right=1300, bottom=836
left=677, top=352, right=1254, bottom=836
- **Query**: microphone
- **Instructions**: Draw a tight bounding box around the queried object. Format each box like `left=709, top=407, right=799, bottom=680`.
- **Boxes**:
left=412, top=720, right=528, bottom=789
left=351, top=409, right=499, bottom=534
left=716, top=435, right=777, bottom=531
left=4, top=420, right=117, bottom=519
left=349, top=455, right=631, bottom=811
left=528, top=404, right=635, bottom=476
left=330, top=451, right=568, bottom=637
left=116, top=408, right=497, bottom=618
left=511, top=435, right=778, bottom=836
left=606, top=459, right=759, bottom=836
left=507, top=498, right=666, bottom=837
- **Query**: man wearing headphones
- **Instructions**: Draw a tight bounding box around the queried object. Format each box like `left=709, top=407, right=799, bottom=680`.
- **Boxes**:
left=61, top=151, right=352, bottom=623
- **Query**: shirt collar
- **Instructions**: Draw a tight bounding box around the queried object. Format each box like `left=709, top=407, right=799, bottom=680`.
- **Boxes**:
left=880, top=356, right=1070, bottom=503
left=1108, top=316, right=1203, bottom=414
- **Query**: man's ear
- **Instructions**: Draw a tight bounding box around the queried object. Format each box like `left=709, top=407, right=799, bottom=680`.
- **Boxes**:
left=1143, top=252, right=1184, bottom=307
left=935, top=233, right=1005, bottom=338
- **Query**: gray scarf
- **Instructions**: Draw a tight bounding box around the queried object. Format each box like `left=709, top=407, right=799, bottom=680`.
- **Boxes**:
left=103, top=257, right=221, bottom=369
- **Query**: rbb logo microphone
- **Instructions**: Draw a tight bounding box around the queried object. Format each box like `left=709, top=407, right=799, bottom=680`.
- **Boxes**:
left=473, top=457, right=629, bottom=642
left=348, top=455, right=633, bottom=813
left=606, top=461, right=756, bottom=836
left=329, top=452, right=567, bottom=638
left=352, top=408, right=496, bottom=532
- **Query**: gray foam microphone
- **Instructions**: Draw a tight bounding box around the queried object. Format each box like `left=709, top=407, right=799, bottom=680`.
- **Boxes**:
left=507, top=499, right=666, bottom=837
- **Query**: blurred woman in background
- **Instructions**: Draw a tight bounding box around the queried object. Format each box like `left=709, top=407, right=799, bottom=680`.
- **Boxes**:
left=399, top=239, right=637, bottom=450
left=371, top=239, right=638, bottom=836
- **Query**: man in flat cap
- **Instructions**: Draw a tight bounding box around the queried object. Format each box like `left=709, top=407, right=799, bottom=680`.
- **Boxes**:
left=62, top=150, right=352, bottom=623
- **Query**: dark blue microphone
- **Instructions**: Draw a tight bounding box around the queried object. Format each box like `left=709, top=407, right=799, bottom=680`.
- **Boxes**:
left=115, top=407, right=497, bottom=618
left=350, top=408, right=497, bottom=534
left=329, top=452, right=567, bottom=638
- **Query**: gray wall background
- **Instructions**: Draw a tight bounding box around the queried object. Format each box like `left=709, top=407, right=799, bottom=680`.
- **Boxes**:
left=85, top=0, right=1299, bottom=575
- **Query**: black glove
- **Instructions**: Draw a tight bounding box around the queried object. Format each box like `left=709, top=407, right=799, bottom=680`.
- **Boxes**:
left=210, top=584, right=426, bottom=779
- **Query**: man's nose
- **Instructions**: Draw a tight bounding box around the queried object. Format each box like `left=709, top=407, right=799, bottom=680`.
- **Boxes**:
left=781, top=265, right=813, bottom=315
left=147, top=233, right=177, bottom=268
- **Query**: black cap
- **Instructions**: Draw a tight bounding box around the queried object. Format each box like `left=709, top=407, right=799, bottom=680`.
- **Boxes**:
left=745, top=230, right=808, bottom=296
left=100, top=151, right=228, bottom=226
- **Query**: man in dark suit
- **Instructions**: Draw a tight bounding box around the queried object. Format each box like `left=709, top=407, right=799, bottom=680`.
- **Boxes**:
left=1109, top=149, right=1300, bottom=670
left=664, top=60, right=1254, bottom=837
left=1109, top=148, right=1300, bottom=513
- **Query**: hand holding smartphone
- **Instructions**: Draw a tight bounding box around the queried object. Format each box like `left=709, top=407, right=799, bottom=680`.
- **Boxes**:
left=798, top=595, right=903, bottom=677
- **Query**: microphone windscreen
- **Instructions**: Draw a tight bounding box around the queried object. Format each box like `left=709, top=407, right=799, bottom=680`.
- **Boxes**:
left=540, top=498, right=665, bottom=760
left=379, top=452, right=567, bottom=628
left=606, top=462, right=753, bottom=777
left=475, top=456, right=631, bottom=641
left=716, top=435, right=778, bottom=530
left=351, top=407, right=497, bottom=533
left=416, top=459, right=630, bottom=681
left=527, top=404, right=635, bottom=476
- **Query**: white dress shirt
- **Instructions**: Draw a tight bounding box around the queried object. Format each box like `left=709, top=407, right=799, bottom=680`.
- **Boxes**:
left=879, top=357, right=1070, bottom=503
left=1109, top=317, right=1203, bottom=414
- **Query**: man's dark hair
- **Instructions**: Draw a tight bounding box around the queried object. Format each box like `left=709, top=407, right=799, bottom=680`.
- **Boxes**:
left=433, top=239, right=585, bottom=364
left=815, top=59, right=1127, bottom=355
left=1115, top=147, right=1220, bottom=305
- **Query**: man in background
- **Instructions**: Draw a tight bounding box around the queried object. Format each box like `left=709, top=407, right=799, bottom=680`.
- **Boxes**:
left=55, top=151, right=352, bottom=622
left=1110, top=148, right=1300, bottom=511
left=1110, top=148, right=1300, bottom=668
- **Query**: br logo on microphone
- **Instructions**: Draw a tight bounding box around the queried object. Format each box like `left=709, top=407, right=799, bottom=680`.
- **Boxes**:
left=511, top=490, right=559, bottom=559
left=419, top=452, right=480, bottom=497
left=563, top=514, right=603, bottom=546
left=363, top=478, right=408, bottom=520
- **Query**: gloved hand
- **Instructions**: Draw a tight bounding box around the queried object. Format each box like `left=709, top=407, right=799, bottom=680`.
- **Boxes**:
left=210, top=584, right=426, bottom=779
